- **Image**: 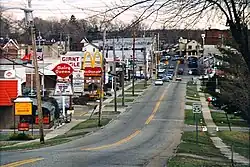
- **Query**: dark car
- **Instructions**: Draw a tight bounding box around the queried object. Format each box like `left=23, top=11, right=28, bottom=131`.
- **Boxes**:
left=178, top=68, right=184, bottom=75
left=169, top=65, right=175, bottom=69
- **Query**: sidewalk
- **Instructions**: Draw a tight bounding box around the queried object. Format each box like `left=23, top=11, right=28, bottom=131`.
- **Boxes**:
left=2, top=80, right=146, bottom=148
left=3, top=119, right=85, bottom=147
left=197, top=80, right=249, bottom=165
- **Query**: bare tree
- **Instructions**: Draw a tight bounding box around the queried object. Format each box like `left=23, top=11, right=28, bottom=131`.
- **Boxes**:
left=97, top=0, right=249, bottom=70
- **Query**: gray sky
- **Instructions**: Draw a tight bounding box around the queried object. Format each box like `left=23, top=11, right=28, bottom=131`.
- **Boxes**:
left=1, top=0, right=228, bottom=29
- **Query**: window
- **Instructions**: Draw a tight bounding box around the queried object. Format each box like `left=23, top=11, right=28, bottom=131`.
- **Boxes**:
left=93, top=48, right=95, bottom=52
left=188, top=45, right=192, bottom=50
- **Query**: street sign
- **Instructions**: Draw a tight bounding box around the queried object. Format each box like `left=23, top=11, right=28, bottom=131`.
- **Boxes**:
left=61, top=55, right=81, bottom=71
left=192, top=103, right=202, bottom=113
left=54, top=82, right=73, bottom=96
left=52, top=63, right=74, bottom=78
left=73, top=71, right=84, bottom=93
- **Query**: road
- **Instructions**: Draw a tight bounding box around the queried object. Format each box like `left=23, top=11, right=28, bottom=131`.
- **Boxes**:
left=0, top=61, right=187, bottom=167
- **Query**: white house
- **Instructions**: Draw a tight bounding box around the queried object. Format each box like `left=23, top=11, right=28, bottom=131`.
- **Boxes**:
left=80, top=37, right=99, bottom=53
left=185, top=40, right=202, bottom=56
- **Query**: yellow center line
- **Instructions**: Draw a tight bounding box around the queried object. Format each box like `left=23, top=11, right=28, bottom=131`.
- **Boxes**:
left=0, top=158, right=44, bottom=167
left=145, top=86, right=168, bottom=125
left=81, top=130, right=141, bottom=151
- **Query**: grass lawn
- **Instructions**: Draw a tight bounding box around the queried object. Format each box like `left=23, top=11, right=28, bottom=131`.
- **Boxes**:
left=71, top=118, right=111, bottom=130
left=184, top=109, right=206, bottom=126
left=186, top=97, right=200, bottom=101
left=102, top=111, right=121, bottom=115
left=104, top=104, right=128, bottom=107
left=110, top=98, right=135, bottom=103
left=217, top=131, right=250, bottom=159
left=0, top=134, right=10, bottom=141
left=167, top=156, right=231, bottom=167
left=118, top=94, right=140, bottom=97
left=186, top=81, right=200, bottom=98
left=185, top=101, right=194, bottom=106
left=127, top=83, right=149, bottom=90
left=0, top=138, right=71, bottom=151
left=176, top=132, right=227, bottom=158
left=211, top=112, right=249, bottom=127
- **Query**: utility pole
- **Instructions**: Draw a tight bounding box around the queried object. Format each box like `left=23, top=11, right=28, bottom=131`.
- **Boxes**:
left=98, top=28, right=106, bottom=126
left=143, top=47, right=147, bottom=87
left=121, top=37, right=125, bottom=106
left=27, top=0, right=45, bottom=143
left=38, top=31, right=45, bottom=97
left=113, top=38, right=117, bottom=113
left=132, top=31, right=136, bottom=96
left=155, top=35, right=158, bottom=79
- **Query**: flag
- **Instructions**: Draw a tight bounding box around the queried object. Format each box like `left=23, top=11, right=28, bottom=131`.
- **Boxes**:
left=21, top=51, right=32, bottom=61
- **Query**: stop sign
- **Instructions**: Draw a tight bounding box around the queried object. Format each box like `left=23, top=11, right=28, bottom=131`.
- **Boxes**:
left=52, top=63, right=74, bottom=78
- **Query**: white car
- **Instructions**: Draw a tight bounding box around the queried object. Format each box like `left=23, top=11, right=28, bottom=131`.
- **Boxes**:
left=154, top=79, right=164, bottom=85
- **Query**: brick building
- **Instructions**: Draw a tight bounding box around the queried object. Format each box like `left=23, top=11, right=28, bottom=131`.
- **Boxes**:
left=205, top=29, right=232, bottom=45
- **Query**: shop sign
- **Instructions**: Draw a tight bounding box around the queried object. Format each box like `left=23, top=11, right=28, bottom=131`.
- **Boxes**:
left=15, top=102, right=32, bottom=115
left=52, top=63, right=74, bottom=78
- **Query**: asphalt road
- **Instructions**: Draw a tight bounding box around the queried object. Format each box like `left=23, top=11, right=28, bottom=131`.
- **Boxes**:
left=0, top=61, right=187, bottom=167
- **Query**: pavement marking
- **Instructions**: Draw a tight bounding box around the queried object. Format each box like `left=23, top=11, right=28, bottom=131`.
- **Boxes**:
left=0, top=158, right=44, bottom=167
left=145, top=85, right=169, bottom=125
left=81, top=130, right=141, bottom=151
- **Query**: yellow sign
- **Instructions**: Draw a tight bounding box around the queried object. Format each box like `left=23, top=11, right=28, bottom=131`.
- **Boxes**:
left=82, top=51, right=103, bottom=69
left=15, top=102, right=32, bottom=115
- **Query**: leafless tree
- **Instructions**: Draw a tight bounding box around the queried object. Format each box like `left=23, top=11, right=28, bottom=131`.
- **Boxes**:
left=96, top=0, right=249, bottom=71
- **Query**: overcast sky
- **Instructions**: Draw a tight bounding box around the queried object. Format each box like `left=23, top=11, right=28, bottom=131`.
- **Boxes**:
left=1, top=0, right=228, bottom=30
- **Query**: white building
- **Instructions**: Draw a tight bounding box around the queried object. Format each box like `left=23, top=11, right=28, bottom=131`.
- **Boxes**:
left=80, top=37, right=99, bottom=53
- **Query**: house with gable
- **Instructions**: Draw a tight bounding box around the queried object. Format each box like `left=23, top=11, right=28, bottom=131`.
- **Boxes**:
left=80, top=37, right=100, bottom=53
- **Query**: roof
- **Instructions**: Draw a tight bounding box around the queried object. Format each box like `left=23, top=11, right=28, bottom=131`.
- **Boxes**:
left=3, top=39, right=19, bottom=50
left=80, top=37, right=89, bottom=44
left=0, top=80, right=18, bottom=106
left=30, top=98, right=56, bottom=113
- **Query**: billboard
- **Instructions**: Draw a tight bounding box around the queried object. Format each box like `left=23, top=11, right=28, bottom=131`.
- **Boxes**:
left=61, top=55, right=82, bottom=71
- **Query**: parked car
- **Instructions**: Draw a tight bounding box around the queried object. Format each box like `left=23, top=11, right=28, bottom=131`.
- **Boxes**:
left=178, top=68, right=184, bottom=75
left=154, top=79, right=164, bottom=85
left=162, top=76, right=170, bottom=82
left=169, top=65, right=175, bottom=69
left=175, top=76, right=182, bottom=81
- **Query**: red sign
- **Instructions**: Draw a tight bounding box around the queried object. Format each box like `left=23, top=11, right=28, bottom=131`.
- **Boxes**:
left=52, top=63, right=74, bottom=78
left=35, top=116, right=50, bottom=124
left=18, top=123, right=29, bottom=131
left=84, top=67, right=102, bottom=77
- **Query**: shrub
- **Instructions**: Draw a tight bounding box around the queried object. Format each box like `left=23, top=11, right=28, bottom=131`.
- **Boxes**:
left=8, top=133, right=35, bottom=141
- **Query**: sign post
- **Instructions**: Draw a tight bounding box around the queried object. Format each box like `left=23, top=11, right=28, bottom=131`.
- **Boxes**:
left=52, top=63, right=74, bottom=122
left=192, top=103, right=202, bottom=144
left=14, top=97, right=33, bottom=134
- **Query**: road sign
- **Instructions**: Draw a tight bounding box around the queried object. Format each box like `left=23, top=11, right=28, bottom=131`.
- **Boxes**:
left=54, top=82, right=73, bottom=96
left=192, top=103, right=202, bottom=113
left=52, top=63, right=74, bottom=78
left=61, top=55, right=81, bottom=71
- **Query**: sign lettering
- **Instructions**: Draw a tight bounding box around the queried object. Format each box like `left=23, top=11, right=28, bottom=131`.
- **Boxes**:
left=61, top=56, right=81, bottom=71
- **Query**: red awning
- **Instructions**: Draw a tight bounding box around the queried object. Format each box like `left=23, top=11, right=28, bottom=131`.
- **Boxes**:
left=0, top=80, right=18, bottom=106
